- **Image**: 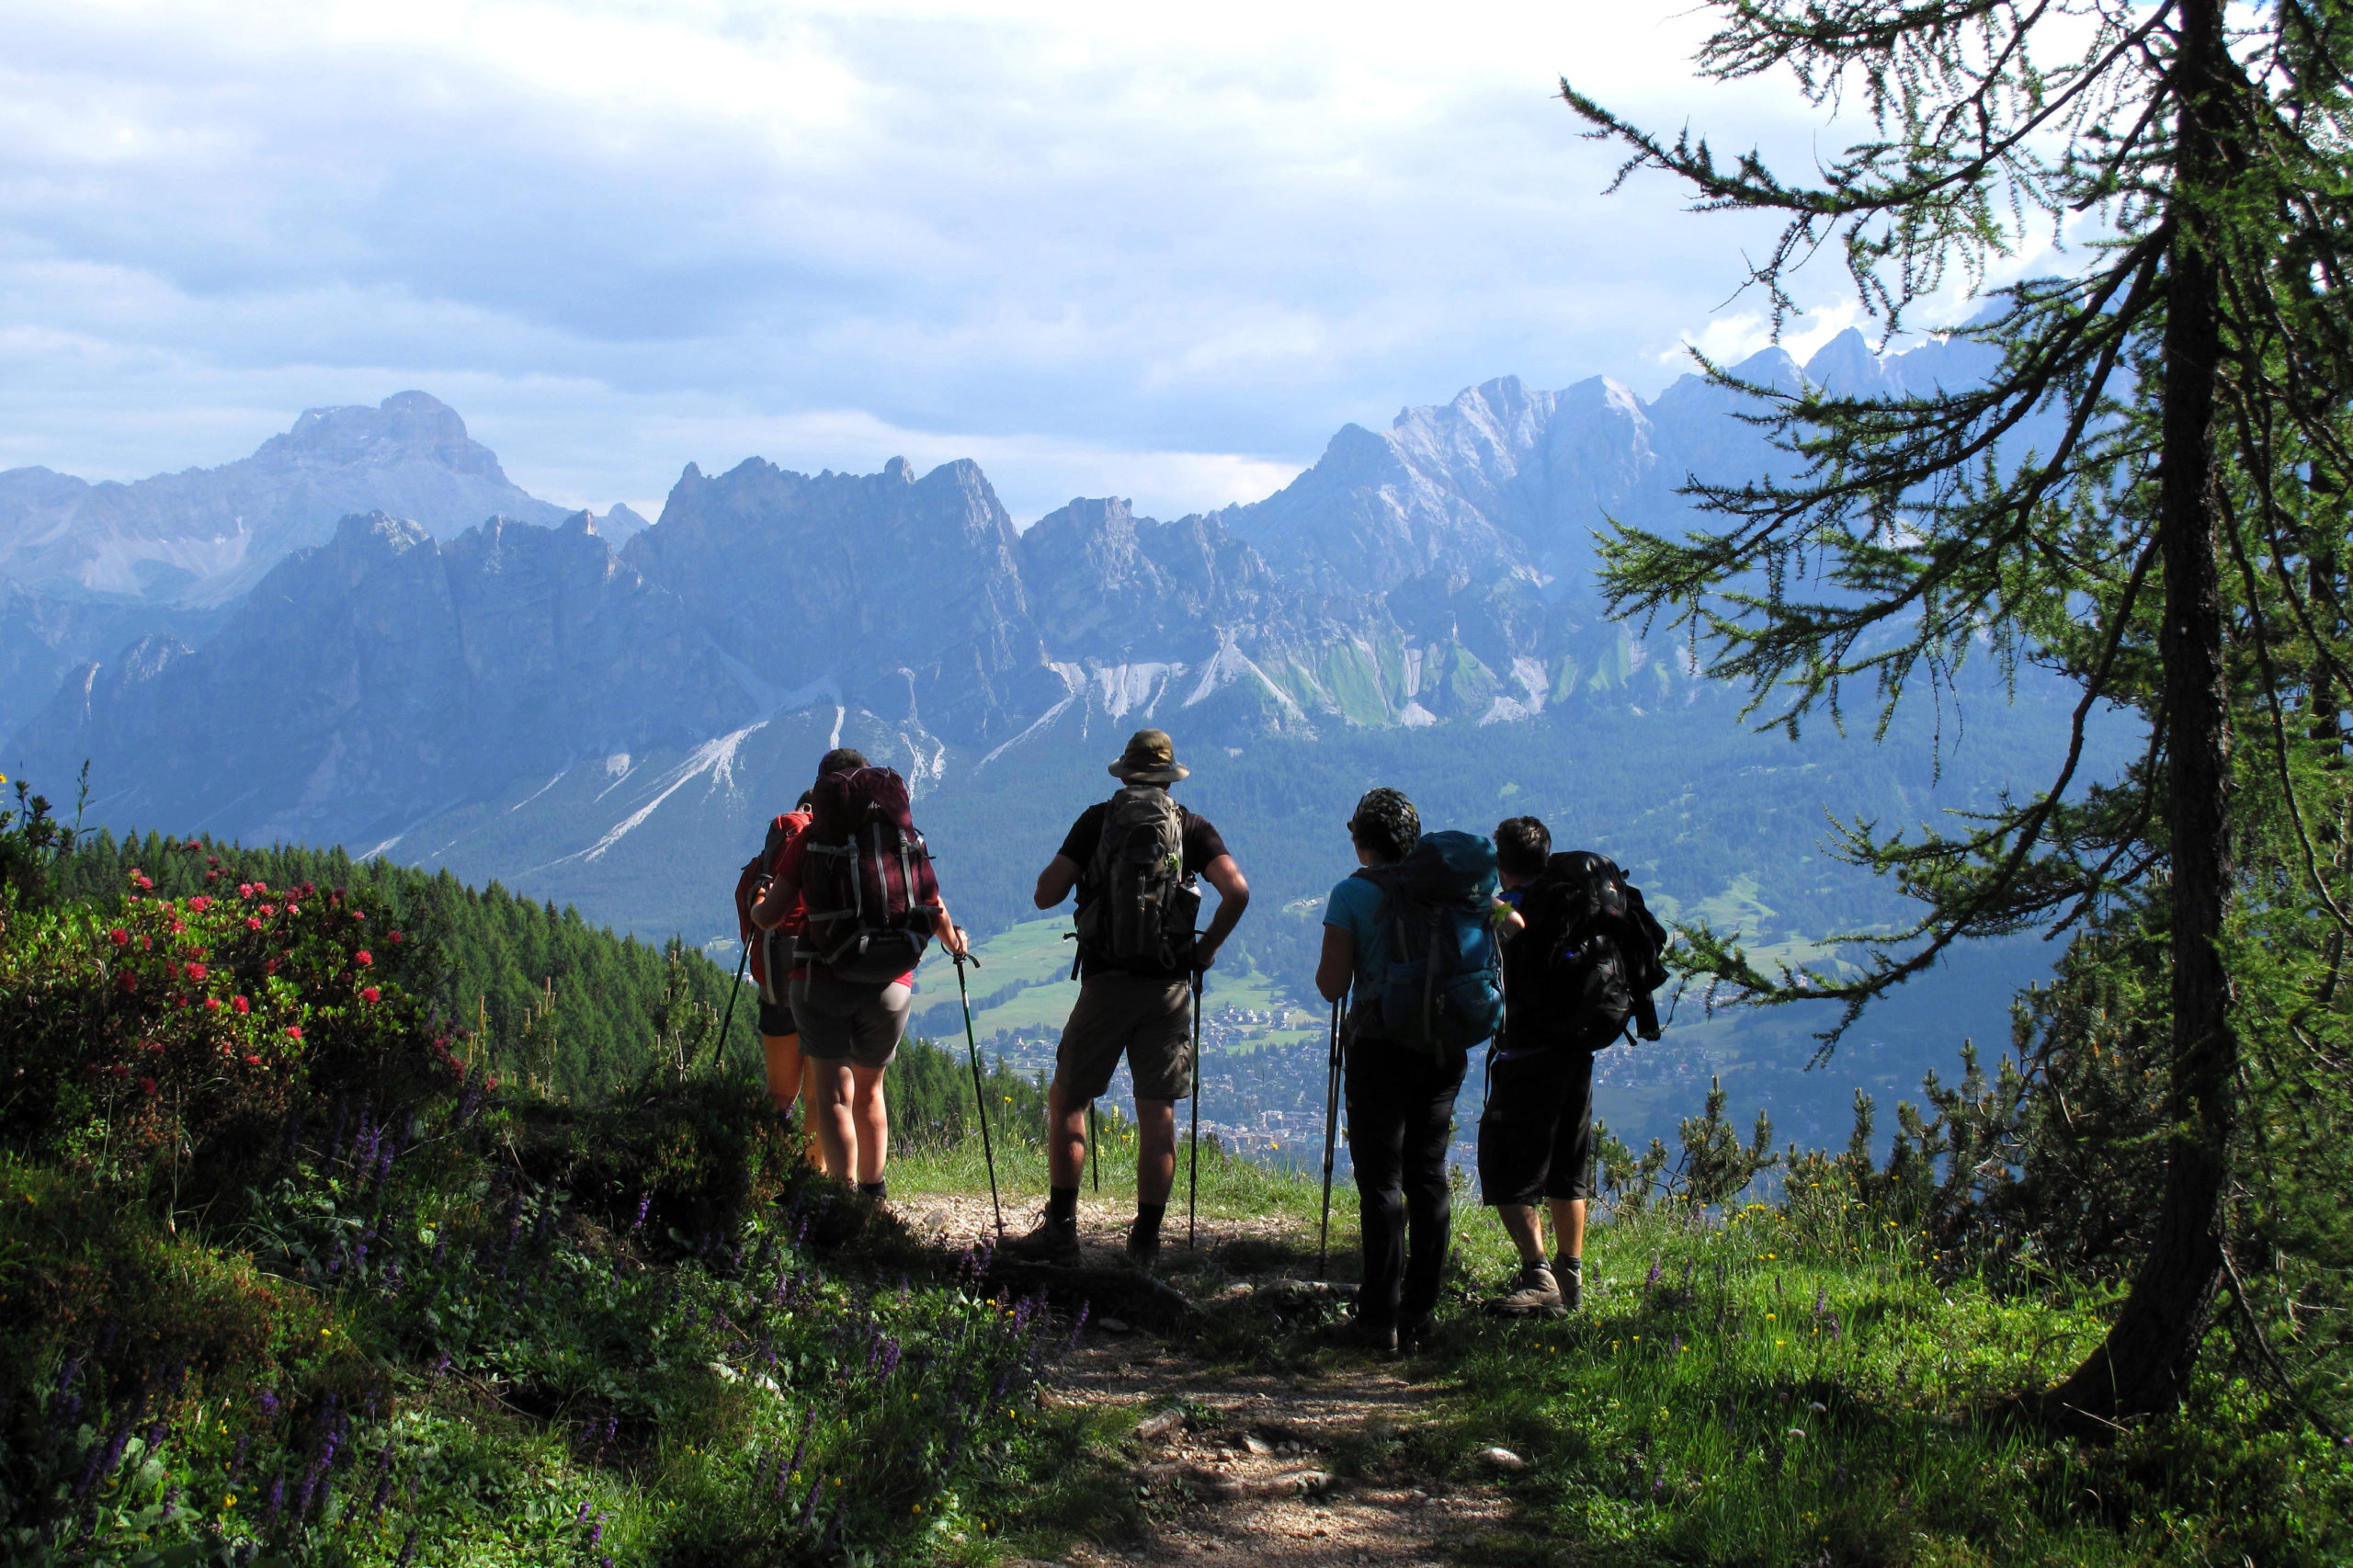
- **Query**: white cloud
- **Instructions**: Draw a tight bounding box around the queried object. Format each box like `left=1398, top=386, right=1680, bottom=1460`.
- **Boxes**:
left=0, top=0, right=1894, bottom=509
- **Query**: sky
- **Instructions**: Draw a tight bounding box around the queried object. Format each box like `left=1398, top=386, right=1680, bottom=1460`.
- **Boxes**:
left=0, top=0, right=1997, bottom=525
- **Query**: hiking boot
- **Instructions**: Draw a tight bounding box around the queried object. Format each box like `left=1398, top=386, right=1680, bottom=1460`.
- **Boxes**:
left=998, top=1213, right=1082, bottom=1267
left=1124, top=1221, right=1162, bottom=1272
left=1554, top=1256, right=1584, bottom=1311
left=1485, top=1260, right=1566, bottom=1319
left=1399, top=1311, right=1440, bottom=1355
left=1314, top=1315, right=1398, bottom=1358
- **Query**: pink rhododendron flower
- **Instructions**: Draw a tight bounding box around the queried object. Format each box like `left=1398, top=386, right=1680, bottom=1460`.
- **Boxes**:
left=185, top=962, right=207, bottom=981
left=109, top=928, right=128, bottom=946
left=360, top=986, right=381, bottom=1004
left=285, top=1025, right=302, bottom=1040
left=258, top=904, right=277, bottom=917
left=286, top=903, right=301, bottom=916
left=188, top=896, right=210, bottom=913
left=135, top=876, right=152, bottom=891
left=203, top=997, right=222, bottom=1012
left=233, top=995, right=250, bottom=1015
left=238, top=883, right=255, bottom=898
left=116, top=971, right=137, bottom=993
left=354, top=950, right=372, bottom=967
left=139, top=1077, right=157, bottom=1096
left=246, top=917, right=263, bottom=931
left=388, top=930, right=404, bottom=945
left=244, top=1054, right=261, bottom=1066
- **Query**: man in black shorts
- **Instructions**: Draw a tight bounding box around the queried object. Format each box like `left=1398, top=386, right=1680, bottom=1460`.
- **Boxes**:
left=1480, top=815, right=1597, bottom=1316
left=1001, top=729, right=1250, bottom=1268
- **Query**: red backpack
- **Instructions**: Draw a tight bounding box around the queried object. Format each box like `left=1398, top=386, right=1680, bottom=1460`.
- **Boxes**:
left=734, top=808, right=812, bottom=999
left=801, top=767, right=942, bottom=984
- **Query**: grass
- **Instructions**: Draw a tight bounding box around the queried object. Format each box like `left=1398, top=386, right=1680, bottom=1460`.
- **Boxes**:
left=1392, top=1188, right=2353, bottom=1566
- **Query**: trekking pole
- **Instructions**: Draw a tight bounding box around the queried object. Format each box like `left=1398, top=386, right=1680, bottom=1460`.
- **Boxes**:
left=952, top=951, right=1005, bottom=1240
left=1318, top=994, right=1343, bottom=1278
left=706, top=936, right=753, bottom=1070
left=1088, top=1104, right=1100, bottom=1194
left=1188, top=966, right=1204, bottom=1249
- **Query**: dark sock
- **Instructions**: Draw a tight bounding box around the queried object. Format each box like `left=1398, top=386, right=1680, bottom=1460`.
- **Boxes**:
left=1046, top=1185, right=1079, bottom=1223
left=1557, top=1254, right=1582, bottom=1273
left=858, top=1180, right=887, bottom=1201
left=1131, top=1201, right=1166, bottom=1239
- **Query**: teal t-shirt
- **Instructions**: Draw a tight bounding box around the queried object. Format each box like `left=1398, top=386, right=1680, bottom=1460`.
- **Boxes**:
left=1323, top=870, right=1393, bottom=996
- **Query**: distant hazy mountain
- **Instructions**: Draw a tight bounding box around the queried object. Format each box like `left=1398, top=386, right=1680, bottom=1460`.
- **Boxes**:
left=0, top=393, right=574, bottom=610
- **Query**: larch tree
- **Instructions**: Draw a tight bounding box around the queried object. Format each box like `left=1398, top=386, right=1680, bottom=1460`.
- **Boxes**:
left=1565, top=1, right=2353, bottom=1426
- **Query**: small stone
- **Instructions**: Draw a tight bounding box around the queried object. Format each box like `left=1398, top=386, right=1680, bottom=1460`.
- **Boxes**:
left=1477, top=1446, right=1525, bottom=1470
left=1244, top=1435, right=1274, bottom=1456
left=922, top=1208, right=949, bottom=1229
left=1098, top=1315, right=1133, bottom=1335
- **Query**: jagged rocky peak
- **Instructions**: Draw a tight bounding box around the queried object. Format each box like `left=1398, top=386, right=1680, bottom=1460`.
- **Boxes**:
left=626, top=455, right=1057, bottom=744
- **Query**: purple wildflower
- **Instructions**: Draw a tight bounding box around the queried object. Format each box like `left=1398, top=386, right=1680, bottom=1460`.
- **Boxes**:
left=575, top=1500, right=592, bottom=1526
left=1643, top=1256, right=1664, bottom=1288
left=632, top=1193, right=651, bottom=1231
left=258, top=1389, right=280, bottom=1417
left=265, top=1475, right=285, bottom=1521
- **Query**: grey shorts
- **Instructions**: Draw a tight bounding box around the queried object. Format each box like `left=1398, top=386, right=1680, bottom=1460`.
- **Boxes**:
left=789, top=974, right=911, bottom=1070
left=1055, top=974, right=1193, bottom=1103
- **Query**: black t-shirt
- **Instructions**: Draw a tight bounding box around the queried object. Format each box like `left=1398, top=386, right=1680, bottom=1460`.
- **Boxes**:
left=1058, top=798, right=1230, bottom=980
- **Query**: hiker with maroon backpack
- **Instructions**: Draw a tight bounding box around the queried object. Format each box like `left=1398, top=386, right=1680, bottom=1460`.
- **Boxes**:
left=1001, top=729, right=1250, bottom=1270
left=1315, top=789, right=1504, bottom=1356
left=751, top=747, right=970, bottom=1201
left=1478, top=816, right=1669, bottom=1317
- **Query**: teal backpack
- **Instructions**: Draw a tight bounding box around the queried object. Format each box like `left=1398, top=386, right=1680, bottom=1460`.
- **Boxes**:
left=1354, top=830, right=1504, bottom=1056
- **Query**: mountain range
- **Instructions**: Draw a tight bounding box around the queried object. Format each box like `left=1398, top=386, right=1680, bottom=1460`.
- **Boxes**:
left=0, top=332, right=2083, bottom=1151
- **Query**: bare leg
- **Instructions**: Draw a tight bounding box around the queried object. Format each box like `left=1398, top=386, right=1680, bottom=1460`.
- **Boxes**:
left=1134, top=1098, right=1177, bottom=1205
left=798, top=1056, right=824, bottom=1165
left=1044, top=1077, right=1089, bottom=1189
left=1496, top=1202, right=1547, bottom=1264
left=761, top=1032, right=805, bottom=1115
left=851, top=1063, right=890, bottom=1187
left=1550, top=1197, right=1587, bottom=1260
left=810, top=1059, right=856, bottom=1181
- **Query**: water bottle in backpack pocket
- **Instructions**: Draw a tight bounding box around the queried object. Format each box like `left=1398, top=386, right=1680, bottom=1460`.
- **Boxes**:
left=1358, top=830, right=1504, bottom=1057
left=801, top=767, right=943, bottom=984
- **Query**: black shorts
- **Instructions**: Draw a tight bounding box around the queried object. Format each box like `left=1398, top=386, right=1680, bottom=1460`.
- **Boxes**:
left=1476, top=1044, right=1597, bottom=1205
left=757, top=997, right=797, bottom=1038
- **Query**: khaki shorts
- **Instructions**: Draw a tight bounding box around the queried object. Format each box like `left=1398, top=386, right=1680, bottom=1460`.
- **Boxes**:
left=1055, top=974, right=1194, bottom=1103
left=790, top=975, right=911, bottom=1070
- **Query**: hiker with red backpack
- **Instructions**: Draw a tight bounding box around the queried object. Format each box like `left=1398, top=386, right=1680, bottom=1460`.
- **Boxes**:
left=1477, top=816, right=1669, bottom=1317
left=734, top=790, right=819, bottom=1147
left=1000, top=729, right=1251, bottom=1270
left=1314, top=788, right=1505, bottom=1356
left=750, top=747, right=970, bottom=1201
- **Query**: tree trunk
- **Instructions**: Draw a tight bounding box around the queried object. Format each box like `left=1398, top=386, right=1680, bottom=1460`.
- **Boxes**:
left=2044, top=0, right=2234, bottom=1430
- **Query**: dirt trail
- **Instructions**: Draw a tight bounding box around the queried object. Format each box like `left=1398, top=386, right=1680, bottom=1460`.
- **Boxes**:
left=904, top=1195, right=1509, bottom=1568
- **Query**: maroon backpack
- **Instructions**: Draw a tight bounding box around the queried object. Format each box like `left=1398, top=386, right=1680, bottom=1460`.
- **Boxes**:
left=801, top=767, right=942, bottom=983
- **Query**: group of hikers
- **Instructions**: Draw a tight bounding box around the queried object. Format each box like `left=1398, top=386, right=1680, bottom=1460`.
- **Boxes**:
left=733, top=727, right=1665, bottom=1348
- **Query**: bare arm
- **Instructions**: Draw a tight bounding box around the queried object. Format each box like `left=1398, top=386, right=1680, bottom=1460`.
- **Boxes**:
left=1193, top=854, right=1250, bottom=971
left=749, top=870, right=798, bottom=931
left=930, top=902, right=971, bottom=959
left=1315, top=924, right=1354, bottom=1004
left=1034, top=853, right=1080, bottom=910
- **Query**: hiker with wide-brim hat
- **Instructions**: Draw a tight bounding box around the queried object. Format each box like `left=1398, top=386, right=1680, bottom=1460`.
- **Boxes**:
left=1000, top=729, right=1251, bottom=1269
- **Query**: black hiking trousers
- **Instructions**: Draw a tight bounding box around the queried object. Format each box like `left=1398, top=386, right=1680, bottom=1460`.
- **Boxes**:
left=1343, top=1032, right=1468, bottom=1331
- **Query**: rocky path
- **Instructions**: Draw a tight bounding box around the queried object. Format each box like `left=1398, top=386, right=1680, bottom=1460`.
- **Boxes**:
left=903, top=1194, right=1510, bottom=1568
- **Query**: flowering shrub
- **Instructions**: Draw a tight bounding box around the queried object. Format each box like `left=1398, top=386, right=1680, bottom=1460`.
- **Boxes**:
left=0, top=852, right=446, bottom=1187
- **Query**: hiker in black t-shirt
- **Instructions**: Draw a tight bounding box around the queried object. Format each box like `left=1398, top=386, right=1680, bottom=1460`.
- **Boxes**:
left=1480, top=815, right=1596, bottom=1316
left=1000, top=729, right=1250, bottom=1268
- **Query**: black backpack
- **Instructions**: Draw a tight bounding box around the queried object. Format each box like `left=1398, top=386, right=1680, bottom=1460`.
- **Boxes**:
left=1510, top=850, right=1669, bottom=1048
left=1073, top=786, right=1200, bottom=973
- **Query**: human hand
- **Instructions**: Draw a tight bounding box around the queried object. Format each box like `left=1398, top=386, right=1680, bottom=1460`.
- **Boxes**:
left=1193, top=940, right=1221, bottom=973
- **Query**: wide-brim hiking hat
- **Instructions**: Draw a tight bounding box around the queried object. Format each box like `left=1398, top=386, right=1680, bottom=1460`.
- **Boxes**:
left=1108, top=728, right=1189, bottom=783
